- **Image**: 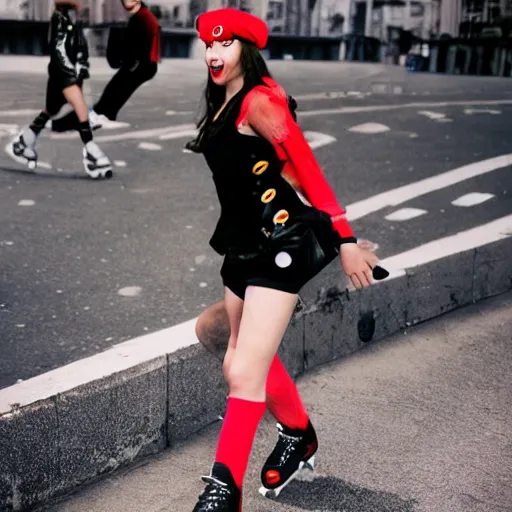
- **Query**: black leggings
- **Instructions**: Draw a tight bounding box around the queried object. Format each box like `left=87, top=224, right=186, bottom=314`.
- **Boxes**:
left=94, top=62, right=157, bottom=120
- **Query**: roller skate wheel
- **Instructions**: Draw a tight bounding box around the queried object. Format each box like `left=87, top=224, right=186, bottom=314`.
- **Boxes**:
left=27, top=160, right=37, bottom=170
left=258, top=486, right=277, bottom=499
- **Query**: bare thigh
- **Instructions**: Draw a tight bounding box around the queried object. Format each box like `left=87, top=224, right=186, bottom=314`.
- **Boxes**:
left=228, top=286, right=297, bottom=402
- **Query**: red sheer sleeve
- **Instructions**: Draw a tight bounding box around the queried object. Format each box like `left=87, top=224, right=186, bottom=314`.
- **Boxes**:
left=237, top=81, right=355, bottom=240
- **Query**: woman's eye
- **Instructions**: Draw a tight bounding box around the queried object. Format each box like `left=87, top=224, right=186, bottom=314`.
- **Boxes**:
left=222, top=40, right=233, bottom=47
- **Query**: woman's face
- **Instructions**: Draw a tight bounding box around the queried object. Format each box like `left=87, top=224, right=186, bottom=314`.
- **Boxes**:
left=205, top=39, right=243, bottom=86
left=122, top=0, right=140, bottom=10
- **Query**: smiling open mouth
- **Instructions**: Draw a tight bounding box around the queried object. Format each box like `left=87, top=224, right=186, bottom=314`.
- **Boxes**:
left=210, top=64, right=224, bottom=77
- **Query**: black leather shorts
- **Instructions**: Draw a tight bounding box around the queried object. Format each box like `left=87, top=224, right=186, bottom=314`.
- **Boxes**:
left=220, top=242, right=338, bottom=300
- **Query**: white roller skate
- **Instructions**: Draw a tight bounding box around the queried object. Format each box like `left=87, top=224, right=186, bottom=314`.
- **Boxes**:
left=82, top=141, right=113, bottom=179
left=7, top=128, right=38, bottom=169
left=88, top=109, right=104, bottom=131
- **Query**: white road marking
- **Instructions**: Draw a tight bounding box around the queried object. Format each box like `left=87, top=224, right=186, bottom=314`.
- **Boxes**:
left=451, top=192, right=495, bottom=207
left=418, top=110, right=452, bottom=122
left=304, top=131, right=337, bottom=149
left=385, top=208, right=427, bottom=221
left=118, top=286, right=142, bottom=297
left=293, top=91, right=371, bottom=101
left=346, top=154, right=512, bottom=221
left=159, top=129, right=198, bottom=141
left=138, top=142, right=162, bottom=151
left=0, top=123, right=19, bottom=137
left=382, top=214, right=512, bottom=279
left=95, top=124, right=196, bottom=143
left=165, top=110, right=194, bottom=116
left=18, top=199, right=35, bottom=206
left=38, top=162, right=52, bottom=169
left=0, top=109, right=39, bottom=117
left=348, top=122, right=390, bottom=134
left=114, top=160, right=127, bottom=167
left=298, top=99, right=512, bottom=118
left=464, top=108, right=501, bottom=115
left=3, top=214, right=511, bottom=411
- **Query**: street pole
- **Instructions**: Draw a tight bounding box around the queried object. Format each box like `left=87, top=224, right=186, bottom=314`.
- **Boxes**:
left=404, top=0, right=412, bottom=30
left=365, top=0, right=373, bottom=36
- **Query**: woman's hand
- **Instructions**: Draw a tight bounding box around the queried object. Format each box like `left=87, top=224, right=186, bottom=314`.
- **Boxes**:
left=340, top=243, right=379, bottom=289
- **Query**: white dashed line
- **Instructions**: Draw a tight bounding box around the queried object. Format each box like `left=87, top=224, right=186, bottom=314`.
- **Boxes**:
left=348, top=123, right=390, bottom=134
left=118, top=286, right=142, bottom=297
left=18, top=199, right=35, bottom=206
left=464, top=108, right=501, bottom=115
left=385, top=208, right=428, bottom=221
left=0, top=109, right=39, bottom=117
left=114, top=160, right=127, bottom=167
left=418, top=110, right=452, bottom=122
left=451, top=192, right=495, bottom=207
left=303, top=131, right=337, bottom=149
left=38, top=162, right=52, bottom=169
left=138, top=142, right=162, bottom=151
left=346, top=154, right=512, bottom=221
left=199, top=282, right=208, bottom=288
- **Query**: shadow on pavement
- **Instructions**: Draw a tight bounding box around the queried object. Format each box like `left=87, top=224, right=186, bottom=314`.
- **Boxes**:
left=277, top=475, right=417, bottom=512
left=0, top=165, right=92, bottom=180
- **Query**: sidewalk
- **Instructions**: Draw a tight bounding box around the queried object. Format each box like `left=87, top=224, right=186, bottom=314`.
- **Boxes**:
left=47, top=292, right=512, bottom=512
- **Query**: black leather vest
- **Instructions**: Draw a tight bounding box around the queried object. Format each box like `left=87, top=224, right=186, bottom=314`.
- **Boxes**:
left=202, top=88, right=310, bottom=256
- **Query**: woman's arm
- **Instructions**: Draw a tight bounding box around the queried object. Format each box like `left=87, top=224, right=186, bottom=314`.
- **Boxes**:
left=238, top=85, right=355, bottom=241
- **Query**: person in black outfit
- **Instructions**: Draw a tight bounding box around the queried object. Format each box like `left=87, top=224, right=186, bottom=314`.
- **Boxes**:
left=8, top=0, right=112, bottom=178
left=89, top=0, right=161, bottom=127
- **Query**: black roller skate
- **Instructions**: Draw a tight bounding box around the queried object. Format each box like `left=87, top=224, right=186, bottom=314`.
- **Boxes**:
left=8, top=129, right=38, bottom=169
left=82, top=141, right=113, bottom=179
left=259, top=420, right=318, bottom=499
left=193, top=462, right=241, bottom=512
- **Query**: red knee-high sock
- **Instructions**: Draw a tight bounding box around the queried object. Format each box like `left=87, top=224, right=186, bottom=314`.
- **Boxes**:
left=266, top=355, right=309, bottom=430
left=215, top=396, right=266, bottom=489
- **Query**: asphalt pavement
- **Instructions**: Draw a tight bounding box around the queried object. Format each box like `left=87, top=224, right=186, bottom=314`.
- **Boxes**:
left=47, top=291, right=512, bottom=512
left=1, top=59, right=512, bottom=388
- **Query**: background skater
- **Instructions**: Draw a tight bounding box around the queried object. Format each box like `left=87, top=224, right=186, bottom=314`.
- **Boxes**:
left=8, top=0, right=112, bottom=179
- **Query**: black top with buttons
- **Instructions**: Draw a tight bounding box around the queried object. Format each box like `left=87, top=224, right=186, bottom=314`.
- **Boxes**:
left=202, top=87, right=311, bottom=256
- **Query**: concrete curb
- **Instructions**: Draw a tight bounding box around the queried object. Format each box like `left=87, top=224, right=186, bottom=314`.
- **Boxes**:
left=1, top=236, right=511, bottom=511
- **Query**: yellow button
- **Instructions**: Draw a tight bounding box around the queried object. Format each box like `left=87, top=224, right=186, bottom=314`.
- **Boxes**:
left=273, top=209, right=289, bottom=224
left=261, top=189, right=276, bottom=203
left=252, top=160, right=269, bottom=175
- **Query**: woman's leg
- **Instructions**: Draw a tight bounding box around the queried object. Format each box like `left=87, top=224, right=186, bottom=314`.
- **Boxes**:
left=196, top=296, right=309, bottom=429
left=214, top=286, right=297, bottom=489
left=62, top=83, right=95, bottom=147
left=222, top=288, right=243, bottom=383
left=62, top=84, right=88, bottom=123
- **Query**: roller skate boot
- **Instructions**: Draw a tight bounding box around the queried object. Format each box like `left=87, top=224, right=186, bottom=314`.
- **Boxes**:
left=82, top=141, right=113, bottom=179
left=193, top=462, right=241, bottom=512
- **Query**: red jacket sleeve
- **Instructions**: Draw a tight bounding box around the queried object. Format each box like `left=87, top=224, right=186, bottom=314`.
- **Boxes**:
left=237, top=83, right=355, bottom=240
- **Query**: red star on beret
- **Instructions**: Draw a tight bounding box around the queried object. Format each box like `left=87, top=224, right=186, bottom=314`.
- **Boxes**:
left=196, top=8, right=269, bottom=50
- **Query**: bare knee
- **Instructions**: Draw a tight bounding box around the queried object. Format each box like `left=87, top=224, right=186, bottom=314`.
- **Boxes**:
left=227, top=360, right=267, bottom=400
left=195, top=301, right=230, bottom=359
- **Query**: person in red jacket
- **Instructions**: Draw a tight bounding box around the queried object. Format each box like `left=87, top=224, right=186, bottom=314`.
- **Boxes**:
left=88, top=0, right=160, bottom=127
left=188, top=8, right=385, bottom=512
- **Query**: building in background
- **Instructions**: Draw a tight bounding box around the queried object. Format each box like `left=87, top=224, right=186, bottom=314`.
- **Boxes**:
left=0, top=0, right=25, bottom=19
